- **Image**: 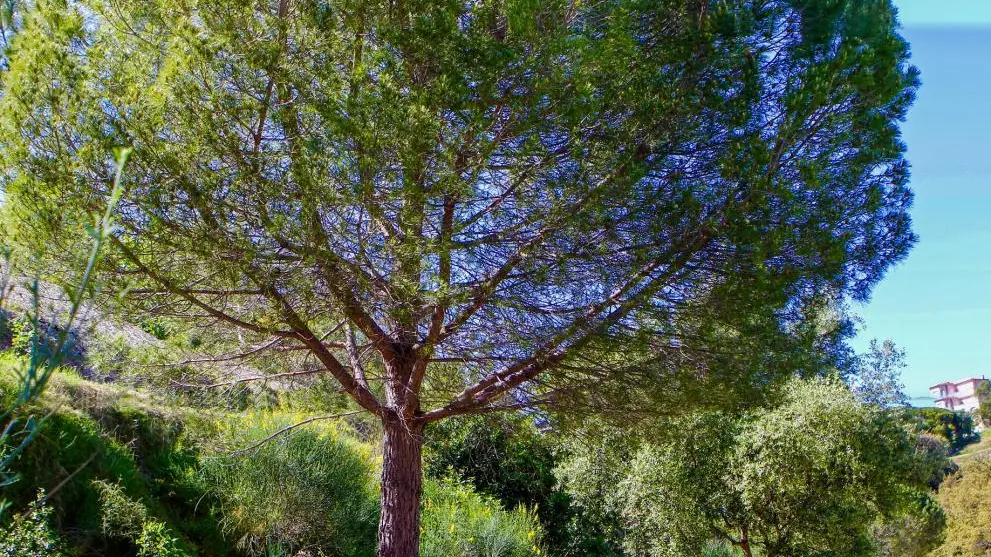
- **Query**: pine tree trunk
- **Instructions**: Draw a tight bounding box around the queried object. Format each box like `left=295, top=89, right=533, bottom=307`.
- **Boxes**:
left=377, top=415, right=424, bottom=557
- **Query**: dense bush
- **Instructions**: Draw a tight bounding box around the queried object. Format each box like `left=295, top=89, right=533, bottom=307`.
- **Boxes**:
left=94, top=479, right=150, bottom=540
left=426, top=415, right=560, bottom=513
left=0, top=361, right=222, bottom=556
left=420, top=478, right=543, bottom=557
left=559, top=378, right=947, bottom=557
left=425, top=415, right=608, bottom=556
left=869, top=433, right=953, bottom=557
left=874, top=493, right=946, bottom=557
left=201, top=414, right=380, bottom=557
left=932, top=457, right=991, bottom=556
left=701, top=542, right=741, bottom=557
left=94, top=480, right=189, bottom=557
left=2, top=406, right=148, bottom=540
left=204, top=413, right=546, bottom=557
left=913, top=433, right=958, bottom=490
left=903, top=407, right=978, bottom=452
left=0, top=491, right=67, bottom=557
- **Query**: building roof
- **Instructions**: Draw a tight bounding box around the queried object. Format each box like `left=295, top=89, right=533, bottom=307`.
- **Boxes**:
left=929, top=377, right=988, bottom=390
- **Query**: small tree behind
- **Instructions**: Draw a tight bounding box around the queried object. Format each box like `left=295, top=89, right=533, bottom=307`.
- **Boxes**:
left=852, top=338, right=909, bottom=408
left=560, top=378, right=948, bottom=557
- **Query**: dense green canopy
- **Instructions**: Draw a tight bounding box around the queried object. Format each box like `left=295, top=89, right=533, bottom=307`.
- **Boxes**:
left=0, top=0, right=918, bottom=554
left=0, top=0, right=916, bottom=418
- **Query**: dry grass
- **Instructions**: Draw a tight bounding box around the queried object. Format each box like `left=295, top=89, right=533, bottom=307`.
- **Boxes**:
left=952, top=432, right=991, bottom=464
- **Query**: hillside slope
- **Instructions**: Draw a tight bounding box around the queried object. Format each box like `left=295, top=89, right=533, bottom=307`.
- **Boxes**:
left=0, top=355, right=544, bottom=557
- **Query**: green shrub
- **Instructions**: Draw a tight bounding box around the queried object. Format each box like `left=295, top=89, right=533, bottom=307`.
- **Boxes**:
left=203, top=413, right=549, bottom=557
left=94, top=480, right=150, bottom=539
left=702, top=542, right=741, bottom=557
left=0, top=364, right=223, bottom=556
left=136, top=519, right=187, bottom=557
left=94, top=480, right=190, bottom=557
left=138, top=318, right=179, bottom=341
left=560, top=379, right=944, bottom=557
left=200, top=414, right=379, bottom=557
left=874, top=492, right=946, bottom=557
left=425, top=415, right=560, bottom=513
left=425, top=414, right=615, bottom=557
left=933, top=457, right=991, bottom=557
left=0, top=491, right=67, bottom=557
left=420, top=478, right=544, bottom=557
left=7, top=314, right=35, bottom=355
left=3, top=407, right=146, bottom=533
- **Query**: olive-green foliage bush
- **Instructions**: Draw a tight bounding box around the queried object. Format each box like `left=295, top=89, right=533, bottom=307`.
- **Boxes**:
left=701, top=542, right=741, bottom=557
left=912, top=433, right=958, bottom=490
left=559, top=378, right=946, bottom=557
left=0, top=491, right=67, bottom=557
left=200, top=414, right=380, bottom=557
left=932, top=457, right=991, bottom=557
left=620, top=413, right=737, bottom=557
left=420, top=478, right=543, bottom=557
left=94, top=480, right=189, bottom=557
left=873, top=492, right=946, bottom=557
left=870, top=432, right=951, bottom=557
left=725, top=379, right=930, bottom=557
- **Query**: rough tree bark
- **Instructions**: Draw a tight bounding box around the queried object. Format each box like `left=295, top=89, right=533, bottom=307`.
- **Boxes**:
left=377, top=414, right=424, bottom=557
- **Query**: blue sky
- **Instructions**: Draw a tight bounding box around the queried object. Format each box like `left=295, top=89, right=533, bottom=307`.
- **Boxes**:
left=851, top=1, right=991, bottom=402
left=895, top=0, right=991, bottom=27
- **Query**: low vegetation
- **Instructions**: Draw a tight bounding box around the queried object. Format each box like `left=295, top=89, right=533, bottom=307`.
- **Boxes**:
left=0, top=355, right=544, bottom=557
left=5, top=331, right=986, bottom=557
left=556, top=379, right=946, bottom=557
left=950, top=432, right=991, bottom=465
left=931, top=456, right=991, bottom=557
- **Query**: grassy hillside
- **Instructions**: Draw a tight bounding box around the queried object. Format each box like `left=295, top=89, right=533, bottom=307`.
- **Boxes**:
left=0, top=353, right=543, bottom=557
left=951, top=433, right=991, bottom=465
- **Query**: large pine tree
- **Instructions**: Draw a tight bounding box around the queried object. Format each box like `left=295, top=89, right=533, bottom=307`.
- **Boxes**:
left=0, top=0, right=917, bottom=555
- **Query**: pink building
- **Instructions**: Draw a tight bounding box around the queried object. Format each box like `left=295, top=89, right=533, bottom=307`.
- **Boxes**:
left=929, top=377, right=989, bottom=412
